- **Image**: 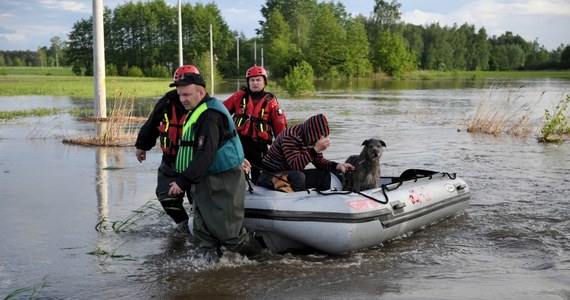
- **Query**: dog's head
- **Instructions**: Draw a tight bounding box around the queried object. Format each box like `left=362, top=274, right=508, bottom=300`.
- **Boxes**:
left=361, top=139, right=386, bottom=160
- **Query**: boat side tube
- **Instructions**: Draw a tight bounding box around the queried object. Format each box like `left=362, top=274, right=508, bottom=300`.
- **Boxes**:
left=243, top=170, right=470, bottom=254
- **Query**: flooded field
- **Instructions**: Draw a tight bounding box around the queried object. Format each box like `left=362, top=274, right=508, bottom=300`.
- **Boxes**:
left=1, top=78, right=569, bottom=299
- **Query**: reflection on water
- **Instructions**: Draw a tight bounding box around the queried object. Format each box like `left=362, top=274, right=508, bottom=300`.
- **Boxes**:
left=1, top=78, right=569, bottom=299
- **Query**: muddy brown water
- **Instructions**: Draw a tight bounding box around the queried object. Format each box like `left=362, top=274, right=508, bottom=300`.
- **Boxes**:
left=1, top=78, right=569, bottom=299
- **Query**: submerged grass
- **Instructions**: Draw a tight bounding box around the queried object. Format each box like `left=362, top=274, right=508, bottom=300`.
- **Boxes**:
left=95, top=200, right=161, bottom=233
left=0, top=108, right=62, bottom=120
left=87, top=241, right=136, bottom=263
left=2, top=276, right=50, bottom=300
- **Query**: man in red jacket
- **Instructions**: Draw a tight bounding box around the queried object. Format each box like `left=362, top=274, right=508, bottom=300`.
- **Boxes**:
left=224, top=66, right=287, bottom=183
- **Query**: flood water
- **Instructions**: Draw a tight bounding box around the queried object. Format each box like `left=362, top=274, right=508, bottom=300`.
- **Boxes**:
left=1, top=78, right=569, bottom=299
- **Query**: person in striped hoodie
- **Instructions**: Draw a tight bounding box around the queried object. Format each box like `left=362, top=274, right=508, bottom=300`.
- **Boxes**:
left=257, top=114, right=354, bottom=192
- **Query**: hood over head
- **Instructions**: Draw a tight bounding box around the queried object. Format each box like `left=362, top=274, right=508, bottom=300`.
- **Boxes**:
left=301, top=114, right=329, bottom=145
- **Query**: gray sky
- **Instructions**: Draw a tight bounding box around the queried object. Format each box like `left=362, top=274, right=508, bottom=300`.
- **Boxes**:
left=0, top=0, right=569, bottom=51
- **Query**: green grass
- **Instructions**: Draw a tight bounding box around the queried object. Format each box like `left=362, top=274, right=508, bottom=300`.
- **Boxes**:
left=0, top=75, right=169, bottom=99
left=0, top=108, right=62, bottom=119
left=1, top=66, right=74, bottom=76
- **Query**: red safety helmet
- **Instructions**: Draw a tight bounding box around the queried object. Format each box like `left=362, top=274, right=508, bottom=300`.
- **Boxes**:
left=172, top=65, right=200, bottom=81
left=246, top=66, right=268, bottom=83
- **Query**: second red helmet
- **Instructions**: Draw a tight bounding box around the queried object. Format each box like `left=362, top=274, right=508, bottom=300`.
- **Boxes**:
left=173, top=65, right=200, bottom=82
left=246, top=66, right=267, bottom=83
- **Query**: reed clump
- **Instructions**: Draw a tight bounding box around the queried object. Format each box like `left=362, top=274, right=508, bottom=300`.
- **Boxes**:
left=63, top=90, right=143, bottom=146
left=466, top=83, right=537, bottom=138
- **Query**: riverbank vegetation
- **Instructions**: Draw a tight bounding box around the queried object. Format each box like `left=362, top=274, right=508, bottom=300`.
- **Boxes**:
left=465, top=84, right=570, bottom=143
left=466, top=84, right=536, bottom=138
left=2, top=67, right=569, bottom=99
left=1, top=0, right=568, bottom=92
left=538, top=95, right=570, bottom=143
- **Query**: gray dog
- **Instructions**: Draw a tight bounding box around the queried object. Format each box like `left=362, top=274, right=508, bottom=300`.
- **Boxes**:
left=342, top=139, right=386, bottom=192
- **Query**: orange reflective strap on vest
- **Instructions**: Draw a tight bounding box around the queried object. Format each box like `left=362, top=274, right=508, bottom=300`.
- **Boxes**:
left=159, top=100, right=185, bottom=155
left=233, top=93, right=273, bottom=142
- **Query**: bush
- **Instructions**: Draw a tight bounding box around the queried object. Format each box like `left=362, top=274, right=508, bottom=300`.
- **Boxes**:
left=145, top=64, right=170, bottom=78
left=126, top=66, right=144, bottom=77
left=72, top=64, right=82, bottom=76
left=106, top=64, right=118, bottom=76
left=284, top=61, right=315, bottom=97
left=539, top=95, right=570, bottom=143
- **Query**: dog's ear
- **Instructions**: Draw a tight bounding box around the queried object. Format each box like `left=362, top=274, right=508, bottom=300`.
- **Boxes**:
left=361, top=139, right=369, bottom=146
left=380, top=140, right=387, bottom=147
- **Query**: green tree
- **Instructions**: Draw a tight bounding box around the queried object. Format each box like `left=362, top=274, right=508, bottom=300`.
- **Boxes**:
left=65, top=18, right=93, bottom=75
left=469, top=27, right=490, bottom=70
left=260, top=0, right=318, bottom=53
left=344, top=18, right=372, bottom=77
left=306, top=4, right=348, bottom=78
left=374, top=31, right=415, bottom=77
left=559, top=45, right=570, bottom=69
left=37, top=47, right=48, bottom=68
left=284, top=60, right=315, bottom=96
left=49, top=36, right=63, bottom=67
left=423, top=23, right=454, bottom=70
left=365, top=0, right=402, bottom=42
left=263, top=10, right=299, bottom=78
left=182, top=3, right=234, bottom=72
left=401, top=24, right=424, bottom=68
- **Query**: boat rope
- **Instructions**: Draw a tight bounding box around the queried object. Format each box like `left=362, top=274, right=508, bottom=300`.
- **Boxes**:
left=248, top=163, right=455, bottom=205
left=244, top=170, right=255, bottom=194
left=316, top=188, right=389, bottom=204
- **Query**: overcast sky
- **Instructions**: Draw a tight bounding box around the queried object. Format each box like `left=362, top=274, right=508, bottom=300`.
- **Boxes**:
left=0, top=0, right=569, bottom=51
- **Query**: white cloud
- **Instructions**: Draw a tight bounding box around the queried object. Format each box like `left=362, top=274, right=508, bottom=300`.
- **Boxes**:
left=37, top=0, right=90, bottom=13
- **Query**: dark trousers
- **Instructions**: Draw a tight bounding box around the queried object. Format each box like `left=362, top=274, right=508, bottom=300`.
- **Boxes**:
left=257, top=169, right=331, bottom=192
left=156, top=159, right=190, bottom=224
left=239, top=135, right=268, bottom=184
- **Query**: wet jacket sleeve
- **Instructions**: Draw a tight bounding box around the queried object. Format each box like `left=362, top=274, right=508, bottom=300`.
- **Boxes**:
left=135, top=95, right=167, bottom=151
left=174, top=110, right=227, bottom=190
left=268, top=98, right=287, bottom=137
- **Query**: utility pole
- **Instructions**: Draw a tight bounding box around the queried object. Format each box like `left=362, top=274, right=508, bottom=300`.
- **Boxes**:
left=210, top=24, right=214, bottom=95
left=178, top=0, right=183, bottom=66
left=93, top=0, right=106, bottom=120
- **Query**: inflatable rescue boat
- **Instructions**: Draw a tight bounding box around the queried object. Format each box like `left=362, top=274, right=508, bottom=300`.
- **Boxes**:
left=242, top=169, right=470, bottom=254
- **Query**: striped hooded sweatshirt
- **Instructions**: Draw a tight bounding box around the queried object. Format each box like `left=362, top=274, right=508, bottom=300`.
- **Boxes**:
left=262, top=114, right=338, bottom=172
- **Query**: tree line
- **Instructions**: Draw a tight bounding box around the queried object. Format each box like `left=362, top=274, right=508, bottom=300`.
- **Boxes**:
left=1, top=0, right=569, bottom=79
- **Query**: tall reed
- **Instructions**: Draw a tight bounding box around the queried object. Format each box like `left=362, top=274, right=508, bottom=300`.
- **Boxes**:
left=466, top=82, right=538, bottom=138
left=63, top=90, right=143, bottom=146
